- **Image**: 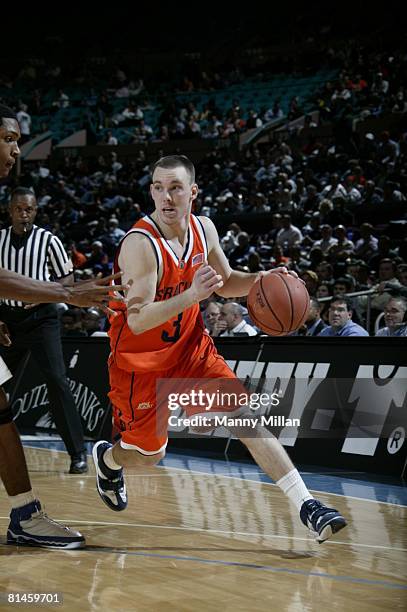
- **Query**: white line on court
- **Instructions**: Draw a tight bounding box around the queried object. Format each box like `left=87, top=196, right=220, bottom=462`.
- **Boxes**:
left=1, top=515, right=405, bottom=553
left=23, top=444, right=407, bottom=508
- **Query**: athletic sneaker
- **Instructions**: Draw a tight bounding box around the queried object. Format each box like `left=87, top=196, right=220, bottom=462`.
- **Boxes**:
left=92, top=440, right=127, bottom=512
left=300, top=499, right=347, bottom=543
left=7, top=500, right=85, bottom=549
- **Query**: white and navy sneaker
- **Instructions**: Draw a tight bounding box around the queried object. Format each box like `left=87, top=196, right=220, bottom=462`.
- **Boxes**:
left=7, top=500, right=85, bottom=549
left=92, top=440, right=127, bottom=512
left=300, top=499, right=347, bottom=543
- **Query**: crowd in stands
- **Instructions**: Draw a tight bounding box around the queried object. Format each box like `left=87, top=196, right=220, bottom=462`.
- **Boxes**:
left=1, top=30, right=406, bottom=339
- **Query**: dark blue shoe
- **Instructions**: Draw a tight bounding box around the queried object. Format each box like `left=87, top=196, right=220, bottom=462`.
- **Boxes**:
left=7, top=500, right=85, bottom=549
left=300, top=499, right=347, bottom=543
left=92, top=441, right=127, bottom=512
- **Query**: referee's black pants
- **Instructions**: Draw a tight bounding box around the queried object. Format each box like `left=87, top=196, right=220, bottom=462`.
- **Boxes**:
left=0, top=304, right=85, bottom=457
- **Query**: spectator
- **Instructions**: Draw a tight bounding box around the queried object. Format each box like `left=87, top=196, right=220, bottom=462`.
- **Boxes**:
left=300, top=270, right=319, bottom=296
left=228, top=232, right=252, bottom=267
left=316, top=283, right=331, bottom=299
left=397, top=264, right=407, bottom=287
left=293, top=298, right=327, bottom=336
left=16, top=104, right=31, bottom=143
left=86, top=241, right=110, bottom=275
left=61, top=308, right=87, bottom=337
left=218, top=302, right=257, bottom=336
left=276, top=214, right=303, bottom=250
left=318, top=296, right=369, bottom=336
left=375, top=297, right=407, bottom=337
left=327, top=225, right=354, bottom=261
left=203, top=301, right=225, bottom=337
left=371, top=258, right=402, bottom=311
left=82, top=308, right=108, bottom=337
left=313, top=224, right=338, bottom=256
left=333, top=277, right=354, bottom=295
left=354, top=223, right=378, bottom=259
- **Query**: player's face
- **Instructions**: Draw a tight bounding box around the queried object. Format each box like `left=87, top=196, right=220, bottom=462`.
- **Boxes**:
left=328, top=301, right=351, bottom=328
left=9, top=195, right=38, bottom=235
left=383, top=300, right=405, bottom=327
left=150, top=165, right=198, bottom=225
left=0, top=118, right=21, bottom=178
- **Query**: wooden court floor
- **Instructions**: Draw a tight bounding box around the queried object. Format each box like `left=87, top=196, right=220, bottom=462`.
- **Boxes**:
left=0, top=446, right=406, bottom=612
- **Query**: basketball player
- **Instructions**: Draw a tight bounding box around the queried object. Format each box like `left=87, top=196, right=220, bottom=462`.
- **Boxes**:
left=94, top=155, right=347, bottom=543
left=0, top=103, right=128, bottom=548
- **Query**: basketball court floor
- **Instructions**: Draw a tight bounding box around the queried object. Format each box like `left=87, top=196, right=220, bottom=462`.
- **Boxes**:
left=1, top=438, right=406, bottom=611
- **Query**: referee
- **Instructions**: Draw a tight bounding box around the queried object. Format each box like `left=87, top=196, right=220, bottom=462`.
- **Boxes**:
left=0, top=187, right=87, bottom=474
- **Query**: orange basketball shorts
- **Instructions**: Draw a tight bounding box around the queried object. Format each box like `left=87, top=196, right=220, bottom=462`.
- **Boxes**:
left=108, top=333, right=246, bottom=454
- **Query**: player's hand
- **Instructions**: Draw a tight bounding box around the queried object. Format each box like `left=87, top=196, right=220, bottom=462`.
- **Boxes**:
left=0, top=321, right=12, bottom=346
left=257, top=267, right=303, bottom=282
left=191, top=264, right=223, bottom=302
left=66, top=272, right=130, bottom=315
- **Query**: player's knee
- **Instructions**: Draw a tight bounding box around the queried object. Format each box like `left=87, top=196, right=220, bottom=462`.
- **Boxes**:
left=138, top=449, right=165, bottom=466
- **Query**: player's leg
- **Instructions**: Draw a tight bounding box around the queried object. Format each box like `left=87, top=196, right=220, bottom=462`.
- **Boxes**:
left=192, top=337, right=347, bottom=543
left=92, top=361, right=166, bottom=511
left=93, top=438, right=166, bottom=512
left=0, top=386, right=32, bottom=496
left=238, top=433, right=346, bottom=543
left=0, top=368, right=84, bottom=548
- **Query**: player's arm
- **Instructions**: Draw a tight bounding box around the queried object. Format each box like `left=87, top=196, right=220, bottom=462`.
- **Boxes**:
left=201, top=217, right=260, bottom=298
left=56, top=272, right=74, bottom=287
left=121, top=233, right=223, bottom=335
left=0, top=267, right=128, bottom=311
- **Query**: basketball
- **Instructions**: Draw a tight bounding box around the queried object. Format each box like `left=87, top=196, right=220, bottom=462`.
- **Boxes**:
left=247, top=272, right=310, bottom=336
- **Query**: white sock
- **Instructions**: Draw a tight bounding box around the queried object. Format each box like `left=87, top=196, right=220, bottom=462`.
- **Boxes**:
left=276, top=469, right=313, bottom=512
left=103, top=447, right=122, bottom=471
left=9, top=490, right=36, bottom=510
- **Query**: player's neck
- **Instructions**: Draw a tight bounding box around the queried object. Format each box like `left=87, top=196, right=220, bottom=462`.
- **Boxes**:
left=151, top=211, right=190, bottom=245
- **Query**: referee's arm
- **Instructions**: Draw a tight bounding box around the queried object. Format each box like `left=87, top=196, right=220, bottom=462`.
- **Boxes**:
left=48, top=235, right=75, bottom=288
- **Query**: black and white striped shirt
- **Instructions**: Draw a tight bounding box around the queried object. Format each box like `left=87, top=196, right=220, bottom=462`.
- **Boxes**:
left=0, top=225, right=73, bottom=307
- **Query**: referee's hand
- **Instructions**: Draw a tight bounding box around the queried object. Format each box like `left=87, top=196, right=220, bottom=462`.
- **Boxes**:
left=0, top=321, right=11, bottom=346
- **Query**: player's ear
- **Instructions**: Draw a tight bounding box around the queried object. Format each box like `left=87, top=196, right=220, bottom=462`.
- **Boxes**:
left=191, top=183, right=198, bottom=201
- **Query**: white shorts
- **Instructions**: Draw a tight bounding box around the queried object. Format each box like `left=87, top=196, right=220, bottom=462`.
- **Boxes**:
left=0, top=356, right=12, bottom=386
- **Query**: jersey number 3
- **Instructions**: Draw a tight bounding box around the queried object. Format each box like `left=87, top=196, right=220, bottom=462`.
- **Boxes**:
left=162, top=313, right=183, bottom=343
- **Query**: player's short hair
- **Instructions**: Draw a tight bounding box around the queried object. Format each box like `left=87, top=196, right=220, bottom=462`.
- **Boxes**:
left=0, top=104, right=17, bottom=127
left=151, top=155, right=195, bottom=184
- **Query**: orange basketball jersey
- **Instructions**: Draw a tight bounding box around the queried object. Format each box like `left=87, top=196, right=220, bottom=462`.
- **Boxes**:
left=109, top=214, right=209, bottom=373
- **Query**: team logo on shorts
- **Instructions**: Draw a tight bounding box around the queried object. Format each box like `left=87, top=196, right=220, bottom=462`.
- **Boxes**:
left=192, top=252, right=204, bottom=266
left=138, top=402, right=152, bottom=410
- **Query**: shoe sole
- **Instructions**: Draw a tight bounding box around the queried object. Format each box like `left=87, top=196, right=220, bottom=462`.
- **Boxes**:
left=92, top=441, right=127, bottom=512
left=7, top=531, right=85, bottom=549
left=316, top=517, right=347, bottom=543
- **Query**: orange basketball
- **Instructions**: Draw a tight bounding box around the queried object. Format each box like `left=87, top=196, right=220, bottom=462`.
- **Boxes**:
left=247, top=272, right=310, bottom=336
